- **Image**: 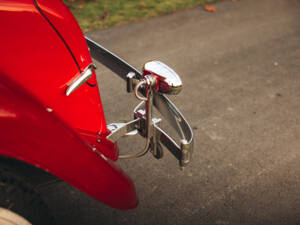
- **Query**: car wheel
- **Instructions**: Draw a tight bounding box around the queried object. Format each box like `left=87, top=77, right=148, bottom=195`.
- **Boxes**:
left=0, top=207, right=32, bottom=225
left=0, top=169, right=55, bottom=225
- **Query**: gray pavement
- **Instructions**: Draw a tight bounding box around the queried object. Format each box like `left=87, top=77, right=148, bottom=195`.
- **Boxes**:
left=43, top=0, right=300, bottom=224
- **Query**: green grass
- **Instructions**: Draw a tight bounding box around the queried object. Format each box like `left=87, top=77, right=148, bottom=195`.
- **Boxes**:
left=63, top=0, right=216, bottom=32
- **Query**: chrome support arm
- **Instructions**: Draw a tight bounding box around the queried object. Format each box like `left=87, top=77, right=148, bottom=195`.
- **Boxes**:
left=106, top=119, right=140, bottom=142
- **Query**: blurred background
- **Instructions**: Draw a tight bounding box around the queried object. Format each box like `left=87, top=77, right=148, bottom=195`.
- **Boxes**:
left=62, top=0, right=216, bottom=31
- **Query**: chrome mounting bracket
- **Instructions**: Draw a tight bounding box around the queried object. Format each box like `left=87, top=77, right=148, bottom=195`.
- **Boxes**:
left=86, top=36, right=193, bottom=170
left=107, top=72, right=192, bottom=170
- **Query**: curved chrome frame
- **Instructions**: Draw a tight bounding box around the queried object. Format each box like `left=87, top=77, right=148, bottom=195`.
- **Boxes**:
left=86, top=37, right=194, bottom=169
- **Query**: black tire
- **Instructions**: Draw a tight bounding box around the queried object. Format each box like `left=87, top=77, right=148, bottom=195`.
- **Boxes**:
left=0, top=169, right=55, bottom=225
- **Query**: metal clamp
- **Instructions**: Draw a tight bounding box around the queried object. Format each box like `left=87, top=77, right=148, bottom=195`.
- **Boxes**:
left=109, top=74, right=156, bottom=159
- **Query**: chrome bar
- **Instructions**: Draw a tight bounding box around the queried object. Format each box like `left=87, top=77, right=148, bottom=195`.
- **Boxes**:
left=86, top=37, right=142, bottom=80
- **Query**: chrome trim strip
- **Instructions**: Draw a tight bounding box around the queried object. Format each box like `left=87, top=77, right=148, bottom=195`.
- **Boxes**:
left=66, top=64, right=95, bottom=96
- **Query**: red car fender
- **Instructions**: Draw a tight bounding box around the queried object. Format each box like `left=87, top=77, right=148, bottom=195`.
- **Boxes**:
left=0, top=74, right=138, bottom=210
left=0, top=0, right=107, bottom=135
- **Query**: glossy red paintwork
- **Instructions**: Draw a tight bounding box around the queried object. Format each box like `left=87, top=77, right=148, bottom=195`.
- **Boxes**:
left=0, top=0, right=106, bottom=134
left=0, top=74, right=138, bottom=209
left=0, top=0, right=138, bottom=209
left=36, top=0, right=92, bottom=71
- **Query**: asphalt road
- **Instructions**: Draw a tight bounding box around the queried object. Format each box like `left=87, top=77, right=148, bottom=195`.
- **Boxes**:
left=42, top=0, right=300, bottom=224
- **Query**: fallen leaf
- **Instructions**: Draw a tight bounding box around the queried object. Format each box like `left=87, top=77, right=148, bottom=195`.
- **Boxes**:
left=99, top=11, right=110, bottom=21
left=139, top=1, right=146, bottom=11
left=204, top=5, right=216, bottom=13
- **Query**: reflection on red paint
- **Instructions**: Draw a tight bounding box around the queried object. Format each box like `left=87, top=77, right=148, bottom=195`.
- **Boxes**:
left=0, top=109, right=17, bottom=118
left=0, top=2, right=35, bottom=13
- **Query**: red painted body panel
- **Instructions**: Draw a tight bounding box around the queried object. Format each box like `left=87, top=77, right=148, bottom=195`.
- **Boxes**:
left=77, top=129, right=119, bottom=162
left=0, top=72, right=138, bottom=210
left=0, top=0, right=138, bottom=209
left=36, top=0, right=91, bottom=72
left=0, top=0, right=106, bottom=134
